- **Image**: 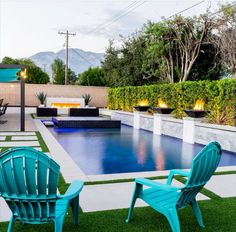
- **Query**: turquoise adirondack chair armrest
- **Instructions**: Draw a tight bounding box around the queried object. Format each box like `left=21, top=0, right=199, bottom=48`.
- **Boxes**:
left=167, top=169, right=190, bottom=185
left=135, top=178, right=180, bottom=191
left=59, top=180, right=84, bottom=201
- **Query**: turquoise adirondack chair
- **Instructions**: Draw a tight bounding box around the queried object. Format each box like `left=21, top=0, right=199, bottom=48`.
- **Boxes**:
left=126, top=141, right=222, bottom=232
left=0, top=147, right=84, bottom=232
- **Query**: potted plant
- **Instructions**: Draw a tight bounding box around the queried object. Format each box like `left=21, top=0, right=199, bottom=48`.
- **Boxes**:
left=82, top=94, right=92, bottom=107
left=36, top=92, right=47, bottom=107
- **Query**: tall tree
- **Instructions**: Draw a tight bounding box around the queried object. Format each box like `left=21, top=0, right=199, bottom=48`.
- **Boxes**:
left=1, top=57, right=49, bottom=84
left=144, top=15, right=215, bottom=83
left=78, top=67, right=105, bottom=86
left=51, top=58, right=77, bottom=84
left=101, top=40, right=121, bottom=87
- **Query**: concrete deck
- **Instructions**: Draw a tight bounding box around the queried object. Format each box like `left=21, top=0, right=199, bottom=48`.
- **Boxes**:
left=0, top=113, right=36, bottom=131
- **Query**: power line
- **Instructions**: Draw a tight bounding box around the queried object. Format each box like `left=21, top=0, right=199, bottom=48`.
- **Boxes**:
left=77, top=0, right=146, bottom=38
left=165, top=0, right=205, bottom=20
left=102, top=1, right=146, bottom=29
left=75, top=0, right=206, bottom=52
left=209, top=1, right=236, bottom=17
left=69, top=47, right=93, bottom=66
left=112, top=0, right=208, bottom=45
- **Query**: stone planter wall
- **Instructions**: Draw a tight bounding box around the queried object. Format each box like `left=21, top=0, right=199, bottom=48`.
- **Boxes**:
left=101, top=110, right=236, bottom=152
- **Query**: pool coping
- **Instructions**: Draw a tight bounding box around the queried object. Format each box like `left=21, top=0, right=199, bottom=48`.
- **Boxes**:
left=34, top=119, right=236, bottom=183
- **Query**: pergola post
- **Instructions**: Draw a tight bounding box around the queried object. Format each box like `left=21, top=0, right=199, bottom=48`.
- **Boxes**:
left=20, top=77, right=25, bottom=131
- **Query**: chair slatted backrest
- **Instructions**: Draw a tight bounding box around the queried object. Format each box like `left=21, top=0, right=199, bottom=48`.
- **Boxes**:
left=0, top=147, right=60, bottom=222
left=177, top=142, right=221, bottom=208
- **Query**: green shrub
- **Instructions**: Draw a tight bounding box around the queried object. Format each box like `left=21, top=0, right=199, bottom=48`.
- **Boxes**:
left=108, top=79, right=236, bottom=126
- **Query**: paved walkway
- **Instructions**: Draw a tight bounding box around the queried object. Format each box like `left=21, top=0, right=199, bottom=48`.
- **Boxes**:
left=0, top=174, right=235, bottom=222
left=80, top=174, right=236, bottom=212
left=0, top=131, right=41, bottom=152
left=80, top=178, right=209, bottom=212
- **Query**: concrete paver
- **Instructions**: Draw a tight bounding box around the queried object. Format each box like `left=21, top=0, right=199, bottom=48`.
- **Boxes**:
left=0, top=141, right=40, bottom=147
left=205, top=174, right=236, bottom=197
left=80, top=179, right=209, bottom=213
left=11, top=136, right=38, bottom=141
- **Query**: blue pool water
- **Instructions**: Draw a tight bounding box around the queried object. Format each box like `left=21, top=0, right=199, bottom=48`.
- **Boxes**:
left=49, top=125, right=236, bottom=175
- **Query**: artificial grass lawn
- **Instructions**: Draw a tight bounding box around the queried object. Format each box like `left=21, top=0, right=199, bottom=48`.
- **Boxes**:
left=2, top=174, right=236, bottom=232
left=36, top=131, right=49, bottom=152
left=1, top=197, right=236, bottom=232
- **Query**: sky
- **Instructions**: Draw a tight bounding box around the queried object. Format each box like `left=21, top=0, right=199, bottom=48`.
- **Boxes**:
left=0, top=0, right=230, bottom=59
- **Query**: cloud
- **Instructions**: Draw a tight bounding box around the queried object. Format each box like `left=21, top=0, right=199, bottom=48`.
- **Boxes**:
left=70, top=8, right=146, bottom=39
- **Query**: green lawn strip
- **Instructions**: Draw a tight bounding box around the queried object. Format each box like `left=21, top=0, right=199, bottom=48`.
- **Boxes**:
left=5, top=136, right=11, bottom=141
left=0, top=147, right=10, bottom=153
left=1, top=197, right=236, bottom=232
left=174, top=176, right=221, bottom=200
left=30, top=113, right=36, bottom=119
left=84, top=175, right=167, bottom=186
left=36, top=131, right=49, bottom=152
left=214, top=170, right=236, bottom=175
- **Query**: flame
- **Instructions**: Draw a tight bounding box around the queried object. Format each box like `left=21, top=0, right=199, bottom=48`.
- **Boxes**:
left=51, top=103, right=80, bottom=109
left=157, top=99, right=168, bottom=108
left=138, top=100, right=149, bottom=106
left=193, top=99, right=205, bottom=111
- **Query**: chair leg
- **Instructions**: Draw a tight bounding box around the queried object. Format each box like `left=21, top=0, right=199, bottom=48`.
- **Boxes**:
left=190, top=200, right=205, bottom=228
left=165, top=208, right=180, bottom=232
left=54, top=217, right=64, bottom=232
left=125, top=183, right=142, bottom=223
left=71, top=196, right=79, bottom=225
left=7, top=216, right=15, bottom=232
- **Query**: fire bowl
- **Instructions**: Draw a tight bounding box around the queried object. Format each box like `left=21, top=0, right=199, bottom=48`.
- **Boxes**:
left=133, top=106, right=150, bottom=112
left=153, top=107, right=175, bottom=114
left=184, top=109, right=208, bottom=118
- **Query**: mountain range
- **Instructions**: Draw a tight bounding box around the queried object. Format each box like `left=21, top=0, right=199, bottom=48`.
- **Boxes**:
left=30, top=48, right=104, bottom=76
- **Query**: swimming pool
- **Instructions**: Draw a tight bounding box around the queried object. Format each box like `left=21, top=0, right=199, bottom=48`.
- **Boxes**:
left=48, top=125, right=236, bottom=175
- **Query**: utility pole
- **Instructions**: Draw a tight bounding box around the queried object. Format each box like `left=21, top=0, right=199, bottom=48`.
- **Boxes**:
left=58, top=30, right=76, bottom=85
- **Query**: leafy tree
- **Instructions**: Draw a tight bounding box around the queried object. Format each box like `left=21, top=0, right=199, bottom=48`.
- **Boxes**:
left=189, top=43, right=222, bottom=81
left=118, top=34, right=155, bottom=86
left=211, top=3, right=236, bottom=78
left=68, top=68, right=77, bottom=84
left=102, top=16, right=221, bottom=86
left=143, top=15, right=216, bottom=83
left=101, top=40, right=121, bottom=87
left=51, top=58, right=77, bottom=84
left=51, top=58, right=65, bottom=84
left=78, top=67, right=105, bottom=86
left=102, top=36, right=155, bottom=87
left=1, top=57, right=49, bottom=84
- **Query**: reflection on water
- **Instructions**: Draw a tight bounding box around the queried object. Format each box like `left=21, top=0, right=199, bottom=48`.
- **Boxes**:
left=155, top=150, right=165, bottom=171
left=137, top=141, right=147, bottom=165
left=49, top=125, right=236, bottom=175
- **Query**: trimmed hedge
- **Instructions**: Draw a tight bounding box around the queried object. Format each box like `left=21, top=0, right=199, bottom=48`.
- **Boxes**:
left=108, top=79, right=236, bottom=126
